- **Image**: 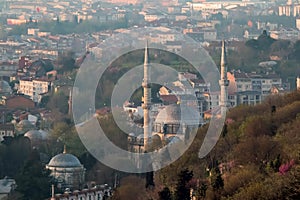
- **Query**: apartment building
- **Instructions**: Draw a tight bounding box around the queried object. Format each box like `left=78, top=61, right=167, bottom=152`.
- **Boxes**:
left=18, top=79, right=51, bottom=103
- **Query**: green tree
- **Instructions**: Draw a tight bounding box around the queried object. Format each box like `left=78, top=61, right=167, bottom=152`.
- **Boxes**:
left=158, top=187, right=172, bottom=200
left=57, top=51, right=77, bottom=73
left=210, top=167, right=224, bottom=191
left=15, top=149, right=51, bottom=200
left=47, top=91, right=69, bottom=114
left=174, top=168, right=193, bottom=200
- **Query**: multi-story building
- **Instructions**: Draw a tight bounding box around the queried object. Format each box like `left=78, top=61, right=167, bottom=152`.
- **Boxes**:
left=18, top=79, right=51, bottom=103
left=0, top=123, right=14, bottom=141
left=270, top=28, right=300, bottom=41
left=278, top=4, right=300, bottom=17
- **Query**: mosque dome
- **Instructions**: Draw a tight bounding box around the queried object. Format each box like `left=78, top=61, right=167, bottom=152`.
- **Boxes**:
left=16, top=120, right=35, bottom=134
left=46, top=146, right=85, bottom=190
left=0, top=80, right=12, bottom=94
left=18, top=119, right=33, bottom=127
left=48, top=152, right=82, bottom=168
left=38, top=129, right=49, bottom=140
left=24, top=130, right=43, bottom=141
left=155, top=104, right=201, bottom=125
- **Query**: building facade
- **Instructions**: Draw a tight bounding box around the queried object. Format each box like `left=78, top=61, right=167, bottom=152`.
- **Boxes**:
left=18, top=79, right=51, bottom=103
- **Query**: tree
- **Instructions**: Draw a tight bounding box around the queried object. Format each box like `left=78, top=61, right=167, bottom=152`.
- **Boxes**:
left=57, top=51, right=77, bottom=73
left=174, top=168, right=193, bottom=200
left=15, top=149, right=51, bottom=200
left=47, top=91, right=69, bottom=114
left=0, top=136, right=31, bottom=177
left=145, top=170, right=155, bottom=189
left=210, top=167, right=224, bottom=191
left=158, top=187, right=172, bottom=200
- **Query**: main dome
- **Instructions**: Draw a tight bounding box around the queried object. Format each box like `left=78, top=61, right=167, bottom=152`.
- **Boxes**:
left=48, top=153, right=82, bottom=168
left=155, top=104, right=201, bottom=125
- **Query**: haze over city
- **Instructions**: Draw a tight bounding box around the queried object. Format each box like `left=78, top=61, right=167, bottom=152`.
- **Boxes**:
left=0, top=0, right=299, bottom=199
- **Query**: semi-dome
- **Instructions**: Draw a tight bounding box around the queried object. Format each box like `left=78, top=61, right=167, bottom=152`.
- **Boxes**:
left=155, top=104, right=201, bottom=125
left=24, top=130, right=43, bottom=141
left=48, top=152, right=82, bottom=168
left=18, top=119, right=33, bottom=127
left=0, top=80, right=12, bottom=94
left=38, top=129, right=49, bottom=140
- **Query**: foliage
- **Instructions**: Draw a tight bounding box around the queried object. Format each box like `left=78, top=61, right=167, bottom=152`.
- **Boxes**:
left=50, top=122, right=86, bottom=158
left=111, top=176, right=147, bottom=200
left=210, top=167, right=224, bottom=191
left=174, top=168, right=193, bottom=200
left=14, top=149, right=52, bottom=200
left=57, top=51, right=77, bottom=74
left=158, top=187, right=172, bottom=200
left=0, top=136, right=31, bottom=177
left=47, top=91, right=69, bottom=114
left=153, top=91, right=300, bottom=200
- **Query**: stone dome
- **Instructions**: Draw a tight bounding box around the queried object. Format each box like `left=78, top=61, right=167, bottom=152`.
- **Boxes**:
left=38, top=129, right=49, bottom=140
left=18, top=120, right=33, bottom=127
left=155, top=104, right=201, bottom=125
left=16, top=120, right=35, bottom=134
left=24, top=130, right=43, bottom=141
left=48, top=152, right=82, bottom=168
left=0, top=80, right=12, bottom=94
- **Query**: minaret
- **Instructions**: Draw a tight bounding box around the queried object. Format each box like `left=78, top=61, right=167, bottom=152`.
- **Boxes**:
left=50, top=184, right=55, bottom=200
left=142, top=42, right=151, bottom=151
left=219, top=40, right=229, bottom=116
left=68, top=88, right=72, bottom=116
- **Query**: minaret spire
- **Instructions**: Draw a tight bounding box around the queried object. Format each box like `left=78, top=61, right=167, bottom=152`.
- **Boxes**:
left=63, top=144, right=67, bottom=154
left=142, top=41, right=151, bottom=151
left=219, top=40, right=229, bottom=116
left=68, top=88, right=72, bottom=116
left=51, top=184, right=55, bottom=200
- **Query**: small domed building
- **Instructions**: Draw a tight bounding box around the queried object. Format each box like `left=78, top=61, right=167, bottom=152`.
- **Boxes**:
left=46, top=146, right=85, bottom=190
left=0, top=80, right=12, bottom=95
left=16, top=120, right=35, bottom=135
left=24, top=129, right=49, bottom=147
left=24, top=130, right=43, bottom=146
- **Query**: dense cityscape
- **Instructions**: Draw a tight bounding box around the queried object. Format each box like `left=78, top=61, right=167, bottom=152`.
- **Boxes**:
left=0, top=0, right=300, bottom=199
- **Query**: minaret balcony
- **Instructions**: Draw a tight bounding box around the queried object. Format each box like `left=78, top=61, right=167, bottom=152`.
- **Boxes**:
left=219, top=80, right=229, bottom=86
left=142, top=82, right=150, bottom=88
left=142, top=104, right=151, bottom=109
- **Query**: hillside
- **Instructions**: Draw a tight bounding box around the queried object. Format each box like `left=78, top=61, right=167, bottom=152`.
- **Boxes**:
left=114, top=91, right=300, bottom=200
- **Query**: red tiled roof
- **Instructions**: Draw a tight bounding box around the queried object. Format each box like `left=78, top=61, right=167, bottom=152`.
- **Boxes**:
left=160, top=95, right=178, bottom=104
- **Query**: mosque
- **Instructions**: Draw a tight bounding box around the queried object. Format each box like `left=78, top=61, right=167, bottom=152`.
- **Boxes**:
left=127, top=40, right=229, bottom=152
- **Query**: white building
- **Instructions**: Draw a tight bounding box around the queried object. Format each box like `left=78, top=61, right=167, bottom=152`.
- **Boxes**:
left=49, top=185, right=112, bottom=200
left=18, top=79, right=51, bottom=103
left=0, top=124, right=14, bottom=142
left=0, top=177, right=16, bottom=199
left=270, top=28, right=300, bottom=41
